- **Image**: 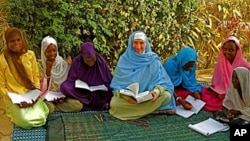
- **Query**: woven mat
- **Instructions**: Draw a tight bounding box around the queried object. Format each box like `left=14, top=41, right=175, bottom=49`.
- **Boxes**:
left=46, top=111, right=228, bottom=141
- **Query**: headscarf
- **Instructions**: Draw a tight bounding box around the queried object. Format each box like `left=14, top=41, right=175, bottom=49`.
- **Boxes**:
left=66, top=42, right=112, bottom=86
left=212, top=36, right=250, bottom=94
left=4, top=27, right=35, bottom=90
left=41, top=36, right=69, bottom=85
left=81, top=42, right=96, bottom=58
left=164, top=47, right=202, bottom=93
left=111, top=30, right=175, bottom=110
left=223, top=67, right=250, bottom=121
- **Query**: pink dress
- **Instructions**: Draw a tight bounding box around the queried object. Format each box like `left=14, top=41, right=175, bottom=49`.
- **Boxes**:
left=202, top=36, right=250, bottom=112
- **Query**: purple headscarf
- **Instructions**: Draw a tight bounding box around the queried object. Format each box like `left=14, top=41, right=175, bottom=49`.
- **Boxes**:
left=81, top=42, right=96, bottom=58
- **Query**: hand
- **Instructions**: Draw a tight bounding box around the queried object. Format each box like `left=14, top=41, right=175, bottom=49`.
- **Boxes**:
left=52, top=97, right=65, bottom=105
left=127, top=97, right=137, bottom=104
left=46, top=59, right=55, bottom=69
left=179, top=98, right=193, bottom=110
left=19, top=98, right=38, bottom=108
left=64, top=56, right=72, bottom=65
left=150, top=91, right=158, bottom=101
left=193, top=91, right=201, bottom=99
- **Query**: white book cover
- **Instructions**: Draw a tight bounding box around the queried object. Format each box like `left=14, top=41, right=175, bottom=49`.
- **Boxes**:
left=75, top=79, right=108, bottom=92
left=176, top=95, right=206, bottom=118
left=120, top=83, right=153, bottom=103
left=188, top=118, right=229, bottom=136
left=7, top=89, right=41, bottom=104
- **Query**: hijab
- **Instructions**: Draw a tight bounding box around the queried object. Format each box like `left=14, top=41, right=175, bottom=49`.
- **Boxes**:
left=164, top=47, right=202, bottom=93
left=41, top=36, right=69, bottom=85
left=212, top=36, right=250, bottom=94
left=223, top=67, right=250, bottom=120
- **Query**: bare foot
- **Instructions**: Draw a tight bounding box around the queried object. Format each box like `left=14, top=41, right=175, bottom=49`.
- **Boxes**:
left=151, top=109, right=175, bottom=115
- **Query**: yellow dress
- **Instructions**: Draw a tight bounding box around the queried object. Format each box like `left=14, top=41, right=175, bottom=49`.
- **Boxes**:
left=0, top=50, right=49, bottom=129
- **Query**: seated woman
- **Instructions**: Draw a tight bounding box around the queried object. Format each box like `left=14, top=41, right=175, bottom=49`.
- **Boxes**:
left=60, top=42, right=113, bottom=110
left=0, top=27, right=49, bottom=129
left=216, top=67, right=250, bottom=125
left=109, top=31, right=176, bottom=120
left=202, top=36, right=250, bottom=112
left=163, top=47, right=202, bottom=110
left=40, top=36, right=83, bottom=113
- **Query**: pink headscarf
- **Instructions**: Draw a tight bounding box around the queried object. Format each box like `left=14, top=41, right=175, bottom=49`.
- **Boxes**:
left=212, top=36, right=250, bottom=95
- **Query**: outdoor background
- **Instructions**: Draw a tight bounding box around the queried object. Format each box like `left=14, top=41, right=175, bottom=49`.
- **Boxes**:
left=1, top=0, right=250, bottom=72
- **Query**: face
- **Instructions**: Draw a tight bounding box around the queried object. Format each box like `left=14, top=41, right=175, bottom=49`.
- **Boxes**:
left=44, top=44, right=57, bottom=61
left=232, top=71, right=240, bottom=90
left=7, top=35, right=23, bottom=53
left=82, top=56, right=96, bottom=67
left=132, top=39, right=146, bottom=54
left=183, top=61, right=195, bottom=70
left=223, top=41, right=237, bottom=63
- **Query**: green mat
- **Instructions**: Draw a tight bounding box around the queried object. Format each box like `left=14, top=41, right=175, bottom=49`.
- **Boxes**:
left=46, top=111, right=229, bottom=141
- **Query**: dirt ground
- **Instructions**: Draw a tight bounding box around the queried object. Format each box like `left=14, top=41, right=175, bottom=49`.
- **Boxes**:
left=0, top=68, right=214, bottom=141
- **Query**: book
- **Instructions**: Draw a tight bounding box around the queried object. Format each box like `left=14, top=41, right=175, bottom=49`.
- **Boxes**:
left=209, top=86, right=224, bottom=95
left=75, top=79, right=108, bottom=92
left=119, top=82, right=153, bottom=103
left=176, top=95, right=206, bottom=118
left=7, top=89, right=41, bottom=104
left=188, top=118, right=229, bottom=136
left=44, top=91, right=66, bottom=101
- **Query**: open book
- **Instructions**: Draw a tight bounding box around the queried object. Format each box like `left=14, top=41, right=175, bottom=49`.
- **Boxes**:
left=188, top=118, right=229, bottom=136
left=7, top=89, right=41, bottom=104
left=209, top=86, right=224, bottom=95
left=44, top=91, right=66, bottom=101
left=120, top=83, right=153, bottom=103
left=75, top=79, right=108, bottom=92
left=176, top=95, right=206, bottom=118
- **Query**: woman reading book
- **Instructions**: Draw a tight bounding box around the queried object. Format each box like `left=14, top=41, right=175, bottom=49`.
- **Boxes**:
left=40, top=36, right=82, bottom=113
left=163, top=47, right=202, bottom=110
left=202, top=36, right=250, bottom=112
left=60, top=42, right=113, bottom=110
left=0, top=27, right=49, bottom=129
left=109, top=31, right=176, bottom=120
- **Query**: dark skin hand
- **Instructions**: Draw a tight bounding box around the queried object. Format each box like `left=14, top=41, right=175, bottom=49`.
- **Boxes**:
left=18, top=97, right=39, bottom=108
left=52, top=97, right=65, bottom=105
left=178, top=98, right=193, bottom=110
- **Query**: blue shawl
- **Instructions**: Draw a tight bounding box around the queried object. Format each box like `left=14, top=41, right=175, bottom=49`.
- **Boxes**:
left=163, top=47, right=202, bottom=93
left=111, top=30, right=176, bottom=111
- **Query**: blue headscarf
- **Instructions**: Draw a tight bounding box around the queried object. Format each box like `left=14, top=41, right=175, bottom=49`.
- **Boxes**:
left=163, top=47, right=202, bottom=93
left=111, top=30, right=176, bottom=111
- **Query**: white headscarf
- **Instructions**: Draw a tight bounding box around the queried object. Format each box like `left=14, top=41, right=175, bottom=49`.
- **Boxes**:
left=223, top=66, right=250, bottom=121
left=41, top=36, right=69, bottom=85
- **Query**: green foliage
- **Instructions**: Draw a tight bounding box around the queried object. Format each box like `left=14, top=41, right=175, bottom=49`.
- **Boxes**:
left=4, top=0, right=206, bottom=71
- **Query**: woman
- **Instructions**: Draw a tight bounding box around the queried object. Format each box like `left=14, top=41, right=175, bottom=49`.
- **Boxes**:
left=217, top=67, right=250, bottom=125
left=163, top=47, right=202, bottom=110
left=0, top=27, right=49, bottom=129
left=40, top=36, right=83, bottom=113
left=202, top=36, right=250, bottom=112
left=109, top=31, right=175, bottom=120
left=60, top=42, right=113, bottom=110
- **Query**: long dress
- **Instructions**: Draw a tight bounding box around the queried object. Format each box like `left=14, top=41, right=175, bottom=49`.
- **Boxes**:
left=60, top=53, right=113, bottom=111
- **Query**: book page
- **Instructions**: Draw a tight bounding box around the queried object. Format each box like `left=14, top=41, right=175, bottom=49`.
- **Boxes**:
left=8, top=89, right=41, bottom=104
left=185, top=95, right=206, bottom=114
left=135, top=91, right=153, bottom=103
left=188, top=118, right=229, bottom=136
left=44, top=91, right=66, bottom=101
left=75, top=79, right=90, bottom=90
left=176, top=106, right=195, bottom=118
left=126, top=83, right=139, bottom=94
left=89, top=84, right=108, bottom=92
left=120, top=89, right=136, bottom=97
